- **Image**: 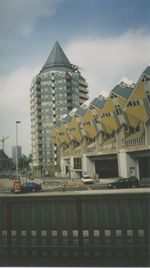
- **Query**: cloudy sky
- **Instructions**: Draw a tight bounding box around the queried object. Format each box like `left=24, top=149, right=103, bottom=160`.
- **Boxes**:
left=0, top=0, right=150, bottom=157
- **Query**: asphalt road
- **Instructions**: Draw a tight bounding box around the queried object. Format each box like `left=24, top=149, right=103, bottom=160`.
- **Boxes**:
left=42, top=182, right=108, bottom=192
left=0, top=177, right=150, bottom=195
left=0, top=179, right=106, bottom=193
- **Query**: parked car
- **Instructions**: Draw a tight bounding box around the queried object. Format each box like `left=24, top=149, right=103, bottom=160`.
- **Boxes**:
left=81, top=175, right=94, bottom=184
left=21, top=182, right=42, bottom=192
left=107, top=177, right=139, bottom=189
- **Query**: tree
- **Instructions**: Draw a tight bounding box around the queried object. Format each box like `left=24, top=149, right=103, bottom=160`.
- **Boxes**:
left=18, top=154, right=29, bottom=171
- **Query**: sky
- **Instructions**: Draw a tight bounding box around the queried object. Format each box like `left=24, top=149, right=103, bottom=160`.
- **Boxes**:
left=0, top=0, right=150, bottom=157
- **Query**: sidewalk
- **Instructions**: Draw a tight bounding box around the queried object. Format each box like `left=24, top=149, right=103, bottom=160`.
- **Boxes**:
left=42, top=177, right=118, bottom=186
left=0, top=177, right=116, bottom=190
left=0, top=177, right=44, bottom=191
left=0, top=178, right=12, bottom=191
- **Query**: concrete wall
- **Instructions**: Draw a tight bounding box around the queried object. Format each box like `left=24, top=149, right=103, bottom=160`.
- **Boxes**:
left=0, top=191, right=149, bottom=266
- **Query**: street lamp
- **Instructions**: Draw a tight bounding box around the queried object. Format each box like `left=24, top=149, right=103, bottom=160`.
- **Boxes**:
left=16, top=121, right=21, bottom=180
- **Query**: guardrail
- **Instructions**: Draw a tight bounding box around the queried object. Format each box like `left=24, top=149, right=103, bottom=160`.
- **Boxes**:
left=0, top=191, right=149, bottom=266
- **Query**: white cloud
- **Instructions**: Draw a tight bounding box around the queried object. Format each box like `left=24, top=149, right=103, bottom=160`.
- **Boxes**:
left=0, top=67, right=39, bottom=111
left=66, top=29, right=150, bottom=98
left=0, top=66, right=40, bottom=157
left=0, top=0, right=63, bottom=36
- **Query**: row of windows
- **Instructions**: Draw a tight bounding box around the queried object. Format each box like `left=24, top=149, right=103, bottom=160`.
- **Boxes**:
left=90, top=105, right=96, bottom=110
left=59, top=132, right=65, bottom=136
left=115, top=105, right=123, bottom=115
left=40, top=72, right=66, bottom=79
left=111, top=93, right=117, bottom=99
left=85, top=136, right=95, bottom=142
left=93, top=114, right=99, bottom=121
left=69, top=127, right=76, bottom=131
left=82, top=121, right=91, bottom=126
left=127, top=100, right=140, bottom=107
left=101, top=112, right=111, bottom=118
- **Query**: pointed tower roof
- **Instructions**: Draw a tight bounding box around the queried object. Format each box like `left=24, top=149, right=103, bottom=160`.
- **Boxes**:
left=41, top=41, right=72, bottom=73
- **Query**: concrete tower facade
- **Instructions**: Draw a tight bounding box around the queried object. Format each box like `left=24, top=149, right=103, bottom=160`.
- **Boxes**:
left=30, top=42, right=88, bottom=176
left=12, top=146, right=22, bottom=164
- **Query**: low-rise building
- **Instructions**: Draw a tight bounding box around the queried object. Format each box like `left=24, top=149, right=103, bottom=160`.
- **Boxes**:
left=0, top=150, right=12, bottom=172
left=51, top=66, right=150, bottom=180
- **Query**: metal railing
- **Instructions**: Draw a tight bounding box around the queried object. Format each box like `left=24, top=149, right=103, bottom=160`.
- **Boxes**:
left=122, top=136, right=145, bottom=148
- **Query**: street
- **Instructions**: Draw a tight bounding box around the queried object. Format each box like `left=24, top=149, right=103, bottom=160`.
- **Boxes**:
left=0, top=177, right=107, bottom=193
left=0, top=177, right=150, bottom=195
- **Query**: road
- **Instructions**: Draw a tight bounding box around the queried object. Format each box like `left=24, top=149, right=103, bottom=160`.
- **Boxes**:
left=0, top=177, right=150, bottom=196
left=0, top=177, right=106, bottom=193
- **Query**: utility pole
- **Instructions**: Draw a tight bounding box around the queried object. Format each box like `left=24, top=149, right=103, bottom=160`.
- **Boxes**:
left=13, top=121, right=22, bottom=193
left=16, top=121, right=21, bottom=180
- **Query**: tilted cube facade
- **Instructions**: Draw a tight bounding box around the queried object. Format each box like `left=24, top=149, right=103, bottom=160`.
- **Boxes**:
left=51, top=66, right=150, bottom=180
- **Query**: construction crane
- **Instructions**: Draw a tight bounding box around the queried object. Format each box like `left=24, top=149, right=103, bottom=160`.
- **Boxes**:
left=1, top=136, right=9, bottom=152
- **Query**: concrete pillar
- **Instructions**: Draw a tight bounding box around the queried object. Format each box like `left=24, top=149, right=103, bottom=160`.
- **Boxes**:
left=82, top=154, right=95, bottom=176
left=118, top=151, right=139, bottom=178
left=118, top=151, right=128, bottom=178
left=60, top=157, right=66, bottom=177
left=116, top=125, right=126, bottom=149
left=70, top=156, right=74, bottom=179
left=145, top=120, right=150, bottom=146
left=96, top=132, right=103, bottom=151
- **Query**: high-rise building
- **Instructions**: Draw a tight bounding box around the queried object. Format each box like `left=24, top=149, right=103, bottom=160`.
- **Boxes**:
left=12, top=146, right=22, bottom=164
left=30, top=41, right=88, bottom=176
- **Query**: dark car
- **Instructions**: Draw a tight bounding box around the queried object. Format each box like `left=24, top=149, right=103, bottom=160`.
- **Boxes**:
left=107, top=178, right=139, bottom=189
left=21, top=182, right=42, bottom=192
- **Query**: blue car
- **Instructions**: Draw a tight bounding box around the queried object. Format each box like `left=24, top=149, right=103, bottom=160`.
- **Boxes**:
left=21, top=182, right=41, bottom=192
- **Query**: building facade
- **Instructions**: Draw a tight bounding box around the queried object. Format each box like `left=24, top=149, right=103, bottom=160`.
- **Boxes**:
left=0, top=150, right=12, bottom=172
left=51, top=66, right=150, bottom=180
left=30, top=41, right=88, bottom=176
left=12, top=146, right=22, bottom=164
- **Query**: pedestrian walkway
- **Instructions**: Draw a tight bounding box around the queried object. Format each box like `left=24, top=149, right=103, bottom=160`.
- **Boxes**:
left=0, top=178, right=12, bottom=191
left=0, top=177, right=44, bottom=191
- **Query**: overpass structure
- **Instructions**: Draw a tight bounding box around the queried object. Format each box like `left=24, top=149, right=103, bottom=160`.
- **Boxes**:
left=0, top=189, right=149, bottom=266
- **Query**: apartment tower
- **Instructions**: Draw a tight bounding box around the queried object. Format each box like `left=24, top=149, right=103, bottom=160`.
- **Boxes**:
left=30, top=41, right=88, bottom=176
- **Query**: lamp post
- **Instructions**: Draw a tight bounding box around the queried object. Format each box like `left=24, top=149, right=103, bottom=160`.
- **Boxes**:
left=16, top=121, right=21, bottom=180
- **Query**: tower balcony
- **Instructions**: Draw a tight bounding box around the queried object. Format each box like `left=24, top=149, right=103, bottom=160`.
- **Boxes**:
left=79, top=79, right=88, bottom=87
left=79, top=92, right=89, bottom=99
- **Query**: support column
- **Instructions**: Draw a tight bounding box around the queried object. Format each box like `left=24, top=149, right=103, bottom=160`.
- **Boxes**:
left=118, top=151, right=139, bottom=178
left=145, top=120, right=150, bottom=146
left=82, top=154, right=95, bottom=176
left=117, top=151, right=128, bottom=178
